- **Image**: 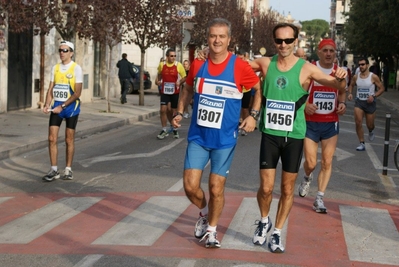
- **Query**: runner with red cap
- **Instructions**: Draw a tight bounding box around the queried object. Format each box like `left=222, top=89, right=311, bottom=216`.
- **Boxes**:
left=298, top=38, right=347, bottom=214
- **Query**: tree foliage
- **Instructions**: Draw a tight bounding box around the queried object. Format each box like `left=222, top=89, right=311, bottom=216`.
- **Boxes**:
left=189, top=0, right=247, bottom=50
left=301, top=19, right=329, bottom=40
left=345, top=0, right=399, bottom=58
left=252, top=9, right=279, bottom=56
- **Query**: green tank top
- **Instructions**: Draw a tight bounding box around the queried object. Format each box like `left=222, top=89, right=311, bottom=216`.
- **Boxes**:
left=259, top=55, right=308, bottom=139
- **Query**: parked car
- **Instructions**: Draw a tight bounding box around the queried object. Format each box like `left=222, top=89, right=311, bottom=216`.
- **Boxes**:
left=128, top=64, right=152, bottom=94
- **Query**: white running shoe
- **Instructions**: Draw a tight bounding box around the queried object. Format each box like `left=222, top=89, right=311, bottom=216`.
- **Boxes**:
left=268, top=233, right=285, bottom=253
left=298, top=173, right=313, bottom=197
left=252, top=218, right=272, bottom=245
left=356, top=143, right=365, bottom=151
left=199, top=231, right=221, bottom=248
left=369, top=131, right=375, bottom=141
left=313, top=198, right=327, bottom=213
left=194, top=215, right=208, bottom=239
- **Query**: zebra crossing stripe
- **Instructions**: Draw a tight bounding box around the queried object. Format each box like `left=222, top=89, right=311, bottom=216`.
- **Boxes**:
left=340, top=205, right=399, bottom=265
left=0, top=197, right=102, bottom=244
left=222, top=197, right=287, bottom=251
left=73, top=254, right=103, bottom=267
left=92, top=196, right=191, bottom=246
left=0, top=197, right=13, bottom=205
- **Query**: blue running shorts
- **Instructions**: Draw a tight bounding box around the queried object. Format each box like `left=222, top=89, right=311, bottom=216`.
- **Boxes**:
left=184, top=141, right=236, bottom=178
left=305, top=121, right=339, bottom=142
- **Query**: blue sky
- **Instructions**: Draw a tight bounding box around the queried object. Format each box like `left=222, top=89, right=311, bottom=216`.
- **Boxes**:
left=269, top=0, right=331, bottom=22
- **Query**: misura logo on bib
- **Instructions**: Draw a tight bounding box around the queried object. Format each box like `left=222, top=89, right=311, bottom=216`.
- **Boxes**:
left=267, top=100, right=294, bottom=111
left=314, top=92, right=335, bottom=99
left=199, top=96, right=224, bottom=108
left=275, top=76, right=288, bottom=90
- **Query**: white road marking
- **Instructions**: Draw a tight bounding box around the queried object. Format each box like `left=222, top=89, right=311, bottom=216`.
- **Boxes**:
left=0, top=197, right=102, bottom=244
left=335, top=147, right=355, bottom=161
left=177, top=259, right=196, bottom=267
left=340, top=205, right=399, bottom=265
left=92, top=196, right=190, bottom=246
left=221, top=197, right=287, bottom=251
left=73, top=254, right=103, bottom=267
left=0, top=197, right=13, bottom=205
left=80, top=139, right=184, bottom=167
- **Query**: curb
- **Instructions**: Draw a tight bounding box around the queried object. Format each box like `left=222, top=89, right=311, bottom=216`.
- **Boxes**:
left=0, top=110, right=160, bottom=161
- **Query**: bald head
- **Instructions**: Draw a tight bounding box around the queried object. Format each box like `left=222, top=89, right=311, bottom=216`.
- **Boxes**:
left=295, top=48, right=306, bottom=59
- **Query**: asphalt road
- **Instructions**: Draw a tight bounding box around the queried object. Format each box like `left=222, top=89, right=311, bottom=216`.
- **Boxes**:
left=0, top=98, right=398, bottom=267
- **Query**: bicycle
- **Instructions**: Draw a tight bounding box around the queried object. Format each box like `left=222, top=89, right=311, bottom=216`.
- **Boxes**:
left=395, top=140, right=399, bottom=171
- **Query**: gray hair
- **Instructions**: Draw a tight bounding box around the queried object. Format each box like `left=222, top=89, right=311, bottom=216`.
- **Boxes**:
left=206, top=18, right=232, bottom=37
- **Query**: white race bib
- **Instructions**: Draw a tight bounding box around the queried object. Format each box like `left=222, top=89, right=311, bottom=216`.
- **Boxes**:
left=264, top=99, right=295, bottom=132
left=357, top=88, right=370, bottom=100
left=196, top=95, right=225, bottom=129
left=313, top=91, right=336, bottom=114
left=163, top=82, right=175, bottom=95
left=53, top=84, right=69, bottom=101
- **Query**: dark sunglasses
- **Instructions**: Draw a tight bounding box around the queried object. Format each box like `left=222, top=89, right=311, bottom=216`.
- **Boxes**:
left=274, top=38, right=296, bottom=45
left=59, top=48, right=70, bottom=53
left=359, top=63, right=366, bottom=66
left=168, top=55, right=176, bottom=57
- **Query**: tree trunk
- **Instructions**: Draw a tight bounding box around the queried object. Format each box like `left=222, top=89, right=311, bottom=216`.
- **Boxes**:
left=139, top=49, right=145, bottom=106
left=106, top=45, right=113, bottom=112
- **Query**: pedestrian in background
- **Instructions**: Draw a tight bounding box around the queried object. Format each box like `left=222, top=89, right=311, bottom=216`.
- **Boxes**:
left=172, top=18, right=261, bottom=248
left=116, top=53, right=136, bottom=104
left=42, top=40, right=83, bottom=182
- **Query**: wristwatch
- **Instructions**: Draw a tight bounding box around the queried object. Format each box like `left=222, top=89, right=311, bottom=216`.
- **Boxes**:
left=250, top=109, right=260, bottom=120
left=61, top=104, right=66, bottom=110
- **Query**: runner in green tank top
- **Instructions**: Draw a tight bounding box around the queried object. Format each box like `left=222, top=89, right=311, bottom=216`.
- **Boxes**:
left=249, top=23, right=347, bottom=253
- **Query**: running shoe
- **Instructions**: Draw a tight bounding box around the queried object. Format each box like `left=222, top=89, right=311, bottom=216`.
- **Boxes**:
left=241, top=129, right=247, bottom=136
left=268, top=233, right=285, bottom=253
left=194, top=215, right=208, bottom=238
left=157, top=130, right=169, bottom=140
left=298, top=173, right=313, bottom=197
left=183, top=112, right=190, bottom=119
left=199, top=231, right=221, bottom=248
left=173, top=130, right=179, bottom=139
left=369, top=131, right=375, bottom=141
left=42, top=169, right=60, bottom=182
left=313, top=198, right=327, bottom=213
left=356, top=143, right=365, bottom=151
left=62, top=168, right=73, bottom=180
left=252, top=218, right=272, bottom=245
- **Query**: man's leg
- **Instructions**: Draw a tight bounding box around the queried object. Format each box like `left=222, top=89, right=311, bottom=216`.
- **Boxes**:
left=318, top=135, right=338, bottom=193
left=268, top=170, right=298, bottom=253
left=122, top=79, right=129, bottom=103
left=365, top=112, right=376, bottom=133
left=257, top=169, right=276, bottom=218
left=157, top=102, right=169, bottom=140
left=207, top=173, right=226, bottom=228
left=274, top=171, right=298, bottom=229
left=48, top=126, right=60, bottom=166
left=299, top=138, right=319, bottom=197
left=313, top=135, right=338, bottom=213
left=42, top=125, right=61, bottom=181
left=354, top=107, right=365, bottom=143
left=65, top=127, right=76, bottom=168
left=183, top=169, right=206, bottom=210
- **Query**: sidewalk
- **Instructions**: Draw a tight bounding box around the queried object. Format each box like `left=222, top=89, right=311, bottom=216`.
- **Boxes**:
left=0, top=87, right=399, bottom=161
left=0, top=89, right=160, bottom=160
